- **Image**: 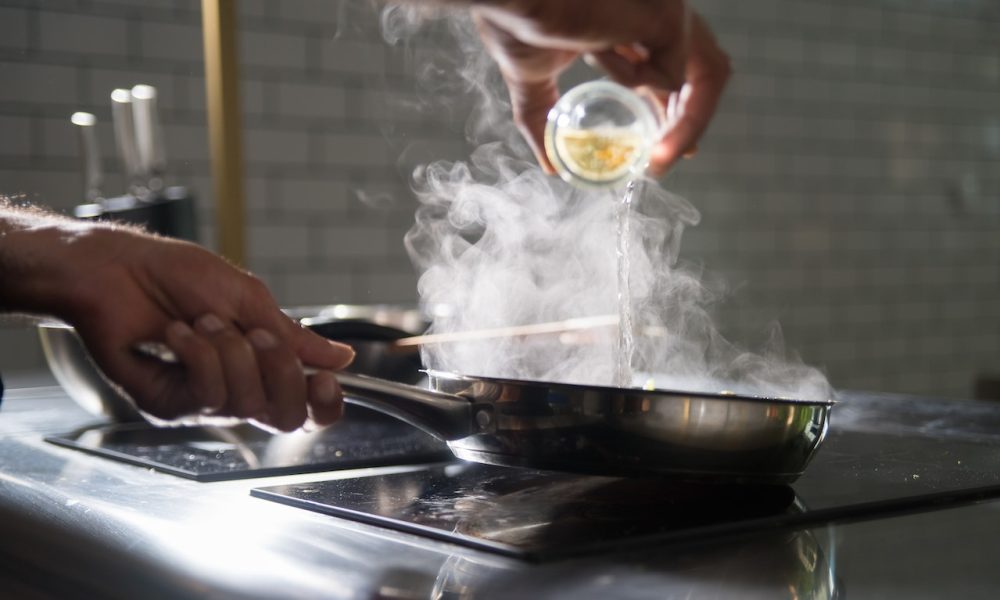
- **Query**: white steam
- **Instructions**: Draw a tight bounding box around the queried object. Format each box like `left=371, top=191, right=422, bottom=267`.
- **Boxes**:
left=386, top=9, right=832, bottom=401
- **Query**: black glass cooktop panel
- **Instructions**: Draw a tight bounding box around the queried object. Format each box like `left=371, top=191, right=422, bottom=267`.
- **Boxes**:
left=45, top=405, right=452, bottom=482
left=252, top=429, right=1000, bottom=560
left=254, top=462, right=797, bottom=559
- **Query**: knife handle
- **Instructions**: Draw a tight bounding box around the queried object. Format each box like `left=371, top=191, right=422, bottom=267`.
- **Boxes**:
left=71, top=112, right=103, bottom=203
left=111, top=88, right=143, bottom=193
left=131, top=84, right=168, bottom=193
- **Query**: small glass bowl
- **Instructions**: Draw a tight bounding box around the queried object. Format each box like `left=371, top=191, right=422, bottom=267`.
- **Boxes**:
left=544, top=80, right=663, bottom=189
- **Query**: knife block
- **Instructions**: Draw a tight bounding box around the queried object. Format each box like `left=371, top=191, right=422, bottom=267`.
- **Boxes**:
left=74, top=186, right=198, bottom=242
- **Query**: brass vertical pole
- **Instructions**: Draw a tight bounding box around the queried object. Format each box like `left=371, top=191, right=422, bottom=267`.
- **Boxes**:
left=201, top=0, right=245, bottom=265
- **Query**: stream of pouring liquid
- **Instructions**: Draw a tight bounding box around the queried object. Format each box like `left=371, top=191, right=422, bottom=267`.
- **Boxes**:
left=614, top=180, right=637, bottom=388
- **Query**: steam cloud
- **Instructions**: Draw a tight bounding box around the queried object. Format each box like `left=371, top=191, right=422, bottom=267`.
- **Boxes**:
left=384, top=9, right=833, bottom=401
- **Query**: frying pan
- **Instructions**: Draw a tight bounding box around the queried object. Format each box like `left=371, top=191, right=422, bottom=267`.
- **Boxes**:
left=41, top=308, right=832, bottom=483
left=337, top=371, right=833, bottom=484
left=124, top=341, right=831, bottom=483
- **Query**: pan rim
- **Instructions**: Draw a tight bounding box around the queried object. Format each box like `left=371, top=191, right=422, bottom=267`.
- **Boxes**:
left=424, top=369, right=836, bottom=407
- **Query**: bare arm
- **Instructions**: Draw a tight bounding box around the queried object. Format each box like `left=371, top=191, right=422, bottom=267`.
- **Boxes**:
left=0, top=201, right=353, bottom=430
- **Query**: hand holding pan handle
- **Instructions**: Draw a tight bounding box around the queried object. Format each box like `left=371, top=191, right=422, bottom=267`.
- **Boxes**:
left=336, top=372, right=481, bottom=441
left=134, top=340, right=479, bottom=440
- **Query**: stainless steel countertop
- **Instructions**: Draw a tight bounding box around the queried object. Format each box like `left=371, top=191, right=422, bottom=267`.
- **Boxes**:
left=3, top=385, right=1000, bottom=598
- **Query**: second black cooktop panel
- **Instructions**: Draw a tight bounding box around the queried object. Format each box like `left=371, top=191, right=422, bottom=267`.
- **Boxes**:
left=253, top=428, right=1000, bottom=560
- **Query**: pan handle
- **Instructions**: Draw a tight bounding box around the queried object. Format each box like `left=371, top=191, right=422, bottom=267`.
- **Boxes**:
left=336, top=372, right=477, bottom=441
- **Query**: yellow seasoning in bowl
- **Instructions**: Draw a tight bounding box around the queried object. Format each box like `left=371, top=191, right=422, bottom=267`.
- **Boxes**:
left=545, top=80, right=666, bottom=189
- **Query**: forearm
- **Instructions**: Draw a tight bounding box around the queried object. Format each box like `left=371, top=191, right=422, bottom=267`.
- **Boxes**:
left=0, top=202, right=103, bottom=318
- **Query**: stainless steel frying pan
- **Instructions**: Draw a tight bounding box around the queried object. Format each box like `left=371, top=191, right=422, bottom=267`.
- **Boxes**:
left=337, top=372, right=833, bottom=484
left=40, top=314, right=832, bottom=484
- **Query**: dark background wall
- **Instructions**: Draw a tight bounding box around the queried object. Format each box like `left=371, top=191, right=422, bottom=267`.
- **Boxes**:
left=1, top=0, right=998, bottom=399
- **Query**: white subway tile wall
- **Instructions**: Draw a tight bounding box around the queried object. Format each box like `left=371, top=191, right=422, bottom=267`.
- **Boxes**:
left=0, top=0, right=997, bottom=399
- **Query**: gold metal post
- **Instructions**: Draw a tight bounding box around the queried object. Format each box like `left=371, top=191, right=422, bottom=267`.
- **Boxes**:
left=201, top=0, right=245, bottom=265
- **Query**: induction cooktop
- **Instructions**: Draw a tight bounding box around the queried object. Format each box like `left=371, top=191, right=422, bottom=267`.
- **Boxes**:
left=45, top=404, right=452, bottom=481
left=252, top=428, right=1000, bottom=560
